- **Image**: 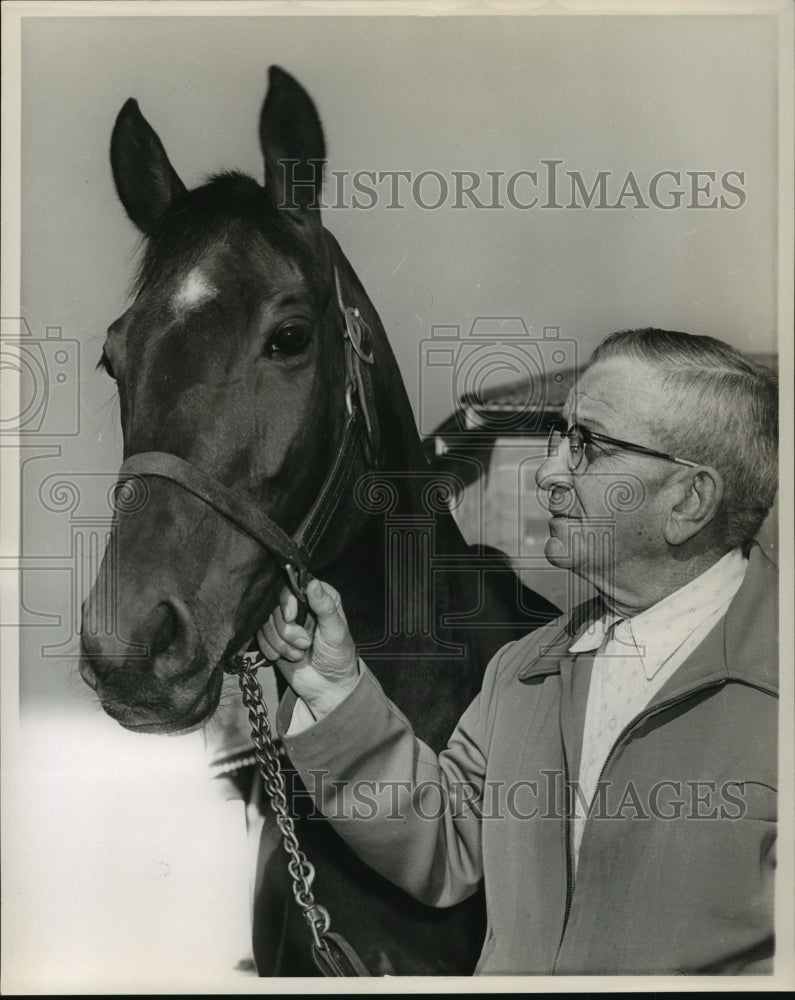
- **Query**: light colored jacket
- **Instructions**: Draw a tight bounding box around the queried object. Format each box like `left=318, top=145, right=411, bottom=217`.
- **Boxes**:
left=278, top=546, right=777, bottom=975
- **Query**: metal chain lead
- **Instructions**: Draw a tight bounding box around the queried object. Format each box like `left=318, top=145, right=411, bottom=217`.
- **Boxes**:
left=226, top=654, right=332, bottom=954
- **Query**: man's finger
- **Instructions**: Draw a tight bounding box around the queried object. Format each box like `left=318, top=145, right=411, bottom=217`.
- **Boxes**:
left=261, top=617, right=307, bottom=661
left=267, top=603, right=314, bottom=647
left=255, top=630, right=281, bottom=664
left=279, top=586, right=297, bottom=623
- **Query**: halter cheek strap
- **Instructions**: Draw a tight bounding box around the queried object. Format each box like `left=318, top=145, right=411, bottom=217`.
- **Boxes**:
left=334, top=267, right=378, bottom=462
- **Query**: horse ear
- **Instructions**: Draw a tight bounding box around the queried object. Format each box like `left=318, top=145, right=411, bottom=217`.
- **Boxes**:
left=110, top=98, right=187, bottom=234
left=259, top=66, right=325, bottom=214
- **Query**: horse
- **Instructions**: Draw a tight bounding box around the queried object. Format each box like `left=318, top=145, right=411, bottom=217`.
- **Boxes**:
left=79, top=66, right=559, bottom=977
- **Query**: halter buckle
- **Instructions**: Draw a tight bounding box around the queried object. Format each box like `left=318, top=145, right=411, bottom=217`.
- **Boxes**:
left=343, top=307, right=374, bottom=364
left=334, top=265, right=374, bottom=365
left=284, top=561, right=308, bottom=604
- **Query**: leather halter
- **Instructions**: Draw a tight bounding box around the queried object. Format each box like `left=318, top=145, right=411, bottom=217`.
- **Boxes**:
left=116, top=265, right=376, bottom=627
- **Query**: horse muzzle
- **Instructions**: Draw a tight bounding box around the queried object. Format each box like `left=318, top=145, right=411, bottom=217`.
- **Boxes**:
left=78, top=646, right=221, bottom=734
left=79, top=590, right=222, bottom=734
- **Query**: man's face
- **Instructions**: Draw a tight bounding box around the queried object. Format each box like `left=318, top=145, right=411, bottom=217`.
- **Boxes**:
left=535, top=355, right=681, bottom=600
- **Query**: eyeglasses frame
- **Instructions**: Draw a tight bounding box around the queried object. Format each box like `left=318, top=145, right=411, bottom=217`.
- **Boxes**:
left=547, top=421, right=699, bottom=471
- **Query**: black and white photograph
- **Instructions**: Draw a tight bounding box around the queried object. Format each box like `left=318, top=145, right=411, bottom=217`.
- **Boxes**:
left=1, top=0, right=793, bottom=993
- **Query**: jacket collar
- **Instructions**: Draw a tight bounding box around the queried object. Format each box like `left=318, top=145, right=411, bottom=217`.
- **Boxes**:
left=651, top=542, right=778, bottom=702
left=518, top=543, right=778, bottom=696
left=517, top=595, right=605, bottom=681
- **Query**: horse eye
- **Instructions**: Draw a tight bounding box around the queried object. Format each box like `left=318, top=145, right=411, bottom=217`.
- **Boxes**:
left=268, top=323, right=310, bottom=357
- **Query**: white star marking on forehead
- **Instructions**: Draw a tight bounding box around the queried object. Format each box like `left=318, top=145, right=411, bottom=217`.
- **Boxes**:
left=172, top=267, right=217, bottom=316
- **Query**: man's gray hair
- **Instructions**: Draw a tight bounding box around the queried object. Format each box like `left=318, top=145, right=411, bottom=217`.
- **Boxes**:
left=589, top=328, right=778, bottom=549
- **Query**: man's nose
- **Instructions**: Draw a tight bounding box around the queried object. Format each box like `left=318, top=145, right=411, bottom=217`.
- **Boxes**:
left=535, top=438, right=571, bottom=490
left=535, top=442, right=578, bottom=514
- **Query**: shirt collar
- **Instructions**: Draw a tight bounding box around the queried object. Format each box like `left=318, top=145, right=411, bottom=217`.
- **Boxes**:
left=567, top=547, right=749, bottom=677
left=568, top=613, right=624, bottom=654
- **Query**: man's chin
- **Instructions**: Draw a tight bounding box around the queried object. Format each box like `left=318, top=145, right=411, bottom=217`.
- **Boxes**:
left=544, top=534, right=575, bottom=569
left=543, top=522, right=599, bottom=582
left=544, top=523, right=613, bottom=599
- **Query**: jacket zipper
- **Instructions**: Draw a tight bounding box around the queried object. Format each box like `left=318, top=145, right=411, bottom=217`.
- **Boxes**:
left=592, top=678, right=728, bottom=796
left=553, top=677, right=727, bottom=968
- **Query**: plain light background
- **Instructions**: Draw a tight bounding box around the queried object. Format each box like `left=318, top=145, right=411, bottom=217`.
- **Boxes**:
left=3, top=3, right=790, bottom=994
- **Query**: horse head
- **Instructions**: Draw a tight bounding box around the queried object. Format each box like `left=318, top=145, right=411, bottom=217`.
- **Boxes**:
left=80, top=68, right=391, bottom=734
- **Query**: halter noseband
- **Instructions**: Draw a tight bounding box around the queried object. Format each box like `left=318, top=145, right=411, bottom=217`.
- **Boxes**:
left=116, top=265, right=376, bottom=631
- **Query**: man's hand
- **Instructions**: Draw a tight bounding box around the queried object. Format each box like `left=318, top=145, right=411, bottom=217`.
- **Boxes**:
left=256, top=578, right=359, bottom=721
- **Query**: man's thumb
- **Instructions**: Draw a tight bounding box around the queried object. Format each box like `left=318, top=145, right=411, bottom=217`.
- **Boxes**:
left=307, top=579, right=338, bottom=623
left=305, top=579, right=355, bottom=670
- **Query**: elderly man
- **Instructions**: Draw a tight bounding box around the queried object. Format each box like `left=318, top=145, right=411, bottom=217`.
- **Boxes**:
left=259, top=328, right=778, bottom=975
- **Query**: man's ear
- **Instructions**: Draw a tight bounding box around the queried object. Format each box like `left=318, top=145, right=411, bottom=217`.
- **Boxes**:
left=664, top=467, right=725, bottom=545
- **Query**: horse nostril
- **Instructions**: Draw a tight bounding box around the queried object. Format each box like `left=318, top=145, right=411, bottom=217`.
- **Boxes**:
left=147, top=597, right=198, bottom=673
left=79, top=589, right=199, bottom=686
left=151, top=602, right=179, bottom=657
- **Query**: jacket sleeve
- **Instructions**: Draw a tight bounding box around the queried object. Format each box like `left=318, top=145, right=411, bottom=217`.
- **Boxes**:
left=276, top=646, right=512, bottom=908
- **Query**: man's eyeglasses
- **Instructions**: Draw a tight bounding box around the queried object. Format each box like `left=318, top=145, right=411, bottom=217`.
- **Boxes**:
left=547, top=422, right=699, bottom=473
